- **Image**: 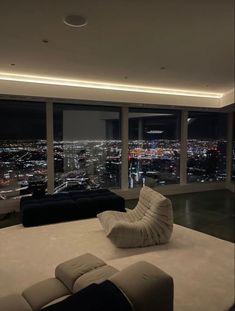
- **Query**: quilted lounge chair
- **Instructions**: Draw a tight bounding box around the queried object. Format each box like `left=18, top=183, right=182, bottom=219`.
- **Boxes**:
left=97, top=186, right=173, bottom=248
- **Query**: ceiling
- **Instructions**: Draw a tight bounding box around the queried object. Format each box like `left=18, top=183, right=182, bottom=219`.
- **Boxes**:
left=0, top=0, right=234, bottom=107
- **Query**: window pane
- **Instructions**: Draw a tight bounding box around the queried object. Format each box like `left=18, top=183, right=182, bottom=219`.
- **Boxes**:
left=0, top=100, right=46, bottom=199
left=232, top=111, right=235, bottom=182
left=187, top=111, right=227, bottom=183
left=128, top=108, right=180, bottom=188
left=54, top=103, right=121, bottom=191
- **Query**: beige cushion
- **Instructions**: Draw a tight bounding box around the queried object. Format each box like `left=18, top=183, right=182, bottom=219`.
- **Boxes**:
left=97, top=186, right=149, bottom=235
left=73, top=265, right=119, bottom=293
left=126, top=186, right=155, bottom=220
left=22, top=278, right=70, bottom=311
left=109, top=261, right=174, bottom=311
left=0, top=294, right=32, bottom=311
left=98, top=186, right=152, bottom=231
left=98, top=186, right=173, bottom=248
left=97, top=210, right=132, bottom=235
left=55, top=253, right=106, bottom=291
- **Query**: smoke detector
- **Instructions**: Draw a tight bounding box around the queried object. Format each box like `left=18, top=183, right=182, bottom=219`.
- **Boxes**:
left=63, top=15, right=87, bottom=27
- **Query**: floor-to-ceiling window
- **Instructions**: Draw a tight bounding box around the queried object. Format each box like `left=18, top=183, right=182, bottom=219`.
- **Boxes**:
left=187, top=111, right=227, bottom=183
left=53, top=103, right=121, bottom=191
left=0, top=100, right=46, bottom=199
left=232, top=111, right=235, bottom=181
left=128, top=108, right=180, bottom=188
left=0, top=99, right=232, bottom=201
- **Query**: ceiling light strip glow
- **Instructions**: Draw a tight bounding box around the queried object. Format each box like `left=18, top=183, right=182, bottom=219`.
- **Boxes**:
left=0, top=73, right=223, bottom=99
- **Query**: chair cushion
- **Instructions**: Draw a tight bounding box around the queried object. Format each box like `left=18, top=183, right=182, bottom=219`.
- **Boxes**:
left=55, top=253, right=106, bottom=291
left=97, top=210, right=130, bottom=235
left=73, top=265, right=118, bottom=293
left=109, top=261, right=174, bottom=311
left=98, top=186, right=173, bottom=248
left=22, top=278, right=70, bottom=311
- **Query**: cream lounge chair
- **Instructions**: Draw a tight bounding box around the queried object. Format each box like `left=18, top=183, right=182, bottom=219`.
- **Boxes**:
left=97, top=186, right=173, bottom=248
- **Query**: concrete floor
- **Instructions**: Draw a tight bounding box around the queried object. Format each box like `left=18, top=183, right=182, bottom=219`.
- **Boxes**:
left=126, top=190, right=235, bottom=243
left=0, top=190, right=234, bottom=243
left=169, top=190, right=235, bottom=243
left=0, top=212, right=21, bottom=229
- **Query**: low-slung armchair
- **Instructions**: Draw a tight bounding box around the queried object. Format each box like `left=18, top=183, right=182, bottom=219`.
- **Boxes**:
left=98, top=186, right=173, bottom=248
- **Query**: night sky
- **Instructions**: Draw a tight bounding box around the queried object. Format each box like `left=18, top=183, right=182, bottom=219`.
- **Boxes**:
left=0, top=100, right=230, bottom=141
left=188, top=112, right=228, bottom=139
left=0, top=100, right=46, bottom=140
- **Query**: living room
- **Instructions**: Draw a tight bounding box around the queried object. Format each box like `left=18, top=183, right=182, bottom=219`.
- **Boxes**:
left=0, top=1, right=234, bottom=310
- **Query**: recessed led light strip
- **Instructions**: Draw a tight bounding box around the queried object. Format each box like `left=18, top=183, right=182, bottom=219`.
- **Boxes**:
left=0, top=72, right=223, bottom=99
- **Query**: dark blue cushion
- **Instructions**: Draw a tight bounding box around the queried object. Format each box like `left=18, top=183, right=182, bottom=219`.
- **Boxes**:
left=21, top=189, right=125, bottom=227
left=41, top=280, right=131, bottom=311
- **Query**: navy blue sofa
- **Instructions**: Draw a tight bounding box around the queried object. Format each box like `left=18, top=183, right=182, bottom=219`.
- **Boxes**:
left=20, top=189, right=125, bottom=227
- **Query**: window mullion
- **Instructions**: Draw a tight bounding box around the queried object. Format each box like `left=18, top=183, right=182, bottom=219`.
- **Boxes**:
left=180, top=110, right=188, bottom=185
left=121, top=107, right=129, bottom=190
left=46, top=101, right=54, bottom=194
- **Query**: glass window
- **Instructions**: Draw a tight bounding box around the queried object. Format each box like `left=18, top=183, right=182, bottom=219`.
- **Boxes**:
left=53, top=103, right=121, bottom=191
left=187, top=111, right=227, bottom=183
left=128, top=108, right=180, bottom=188
left=0, top=100, right=47, bottom=199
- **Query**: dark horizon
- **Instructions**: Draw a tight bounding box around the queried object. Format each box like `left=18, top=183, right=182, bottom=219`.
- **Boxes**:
left=0, top=100, right=230, bottom=140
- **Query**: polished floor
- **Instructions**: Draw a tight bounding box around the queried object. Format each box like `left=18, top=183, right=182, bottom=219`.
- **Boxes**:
left=1, top=190, right=235, bottom=243
left=0, top=211, right=21, bottom=229
left=126, top=190, right=235, bottom=243
left=170, top=190, right=235, bottom=243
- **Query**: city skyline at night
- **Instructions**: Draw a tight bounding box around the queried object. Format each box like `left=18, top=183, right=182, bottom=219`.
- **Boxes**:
left=0, top=100, right=234, bottom=200
left=0, top=137, right=231, bottom=198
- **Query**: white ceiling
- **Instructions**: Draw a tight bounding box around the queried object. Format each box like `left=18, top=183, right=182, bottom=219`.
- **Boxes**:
left=0, top=0, right=234, bottom=106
